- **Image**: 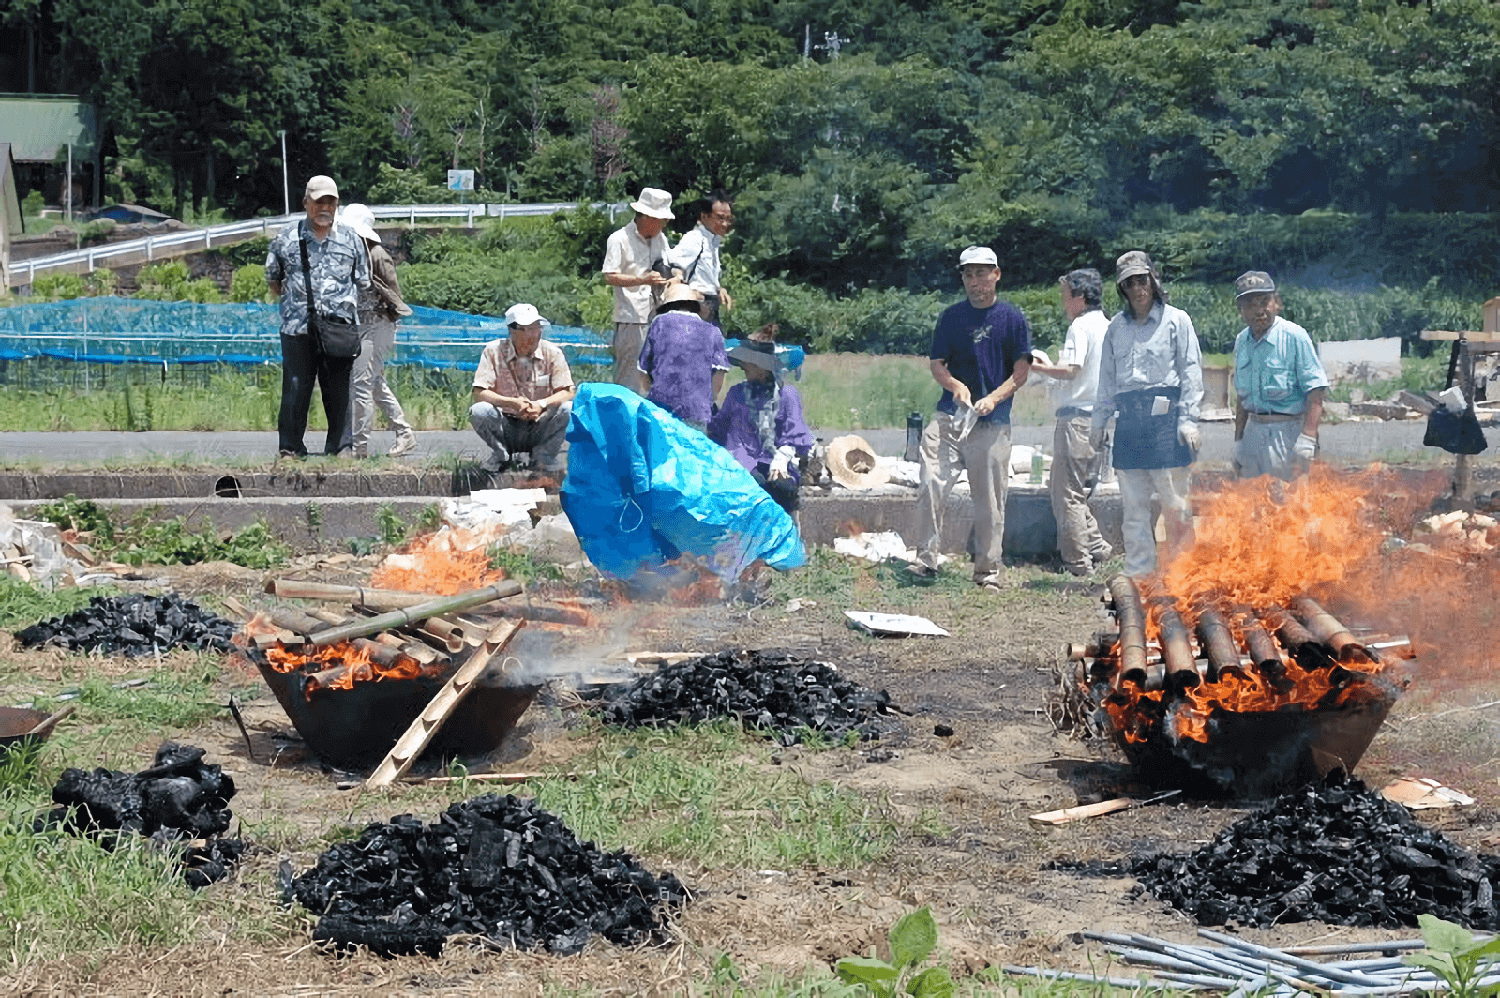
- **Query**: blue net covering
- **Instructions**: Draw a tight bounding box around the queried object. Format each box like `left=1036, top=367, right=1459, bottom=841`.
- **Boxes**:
left=0, top=297, right=612, bottom=370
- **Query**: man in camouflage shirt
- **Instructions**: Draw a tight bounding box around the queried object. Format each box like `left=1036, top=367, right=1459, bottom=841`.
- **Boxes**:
left=266, top=175, right=370, bottom=458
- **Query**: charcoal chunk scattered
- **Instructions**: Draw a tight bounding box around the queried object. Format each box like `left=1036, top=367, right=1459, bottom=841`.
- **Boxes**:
left=1129, top=771, right=1500, bottom=930
left=16, top=593, right=236, bottom=657
left=38, top=741, right=243, bottom=888
left=597, top=649, right=900, bottom=746
left=287, top=793, right=687, bottom=958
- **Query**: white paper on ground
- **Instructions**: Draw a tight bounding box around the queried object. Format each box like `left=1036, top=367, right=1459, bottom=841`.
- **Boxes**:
left=833, top=531, right=914, bottom=563
left=844, top=611, right=950, bottom=637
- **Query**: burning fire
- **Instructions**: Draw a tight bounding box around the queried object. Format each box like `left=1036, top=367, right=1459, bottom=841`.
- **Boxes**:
left=242, top=612, right=445, bottom=697
left=372, top=529, right=505, bottom=595
left=1091, top=466, right=1416, bottom=748
left=263, top=639, right=443, bottom=697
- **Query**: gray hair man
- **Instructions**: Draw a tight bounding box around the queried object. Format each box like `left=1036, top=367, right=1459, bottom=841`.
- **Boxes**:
left=1030, top=268, right=1114, bottom=576
left=1089, top=250, right=1204, bottom=579
left=265, top=174, right=369, bottom=458
left=1231, top=271, right=1329, bottom=481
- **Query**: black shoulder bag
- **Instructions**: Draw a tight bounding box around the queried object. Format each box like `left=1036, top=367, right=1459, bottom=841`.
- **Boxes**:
left=299, top=228, right=362, bottom=358
left=1423, top=338, right=1488, bottom=455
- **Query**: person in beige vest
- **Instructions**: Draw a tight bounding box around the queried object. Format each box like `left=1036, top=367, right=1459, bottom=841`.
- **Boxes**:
left=340, top=203, right=416, bottom=458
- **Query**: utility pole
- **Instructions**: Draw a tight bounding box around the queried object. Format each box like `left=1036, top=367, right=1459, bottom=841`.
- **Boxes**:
left=279, top=130, right=289, bottom=215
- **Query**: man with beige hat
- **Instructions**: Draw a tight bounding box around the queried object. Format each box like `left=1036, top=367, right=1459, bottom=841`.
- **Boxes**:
left=265, top=174, right=369, bottom=458
left=603, top=187, right=675, bottom=394
left=1230, top=270, right=1328, bottom=481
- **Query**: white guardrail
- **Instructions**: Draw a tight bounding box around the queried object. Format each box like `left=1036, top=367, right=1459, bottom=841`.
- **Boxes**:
left=9, top=201, right=627, bottom=287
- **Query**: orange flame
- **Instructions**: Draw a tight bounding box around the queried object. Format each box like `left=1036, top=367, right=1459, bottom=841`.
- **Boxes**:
left=372, top=529, right=505, bottom=595
left=262, top=636, right=444, bottom=697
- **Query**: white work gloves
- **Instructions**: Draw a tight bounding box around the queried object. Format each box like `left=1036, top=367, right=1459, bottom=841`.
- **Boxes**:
left=1089, top=424, right=1108, bottom=452
left=1029, top=348, right=1053, bottom=368
left=1178, top=422, right=1201, bottom=454
left=769, top=445, right=797, bottom=480
left=1293, top=433, right=1317, bottom=461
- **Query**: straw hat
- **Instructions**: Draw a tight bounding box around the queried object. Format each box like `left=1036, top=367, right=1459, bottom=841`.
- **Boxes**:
left=825, top=435, right=889, bottom=490
left=658, top=281, right=704, bottom=309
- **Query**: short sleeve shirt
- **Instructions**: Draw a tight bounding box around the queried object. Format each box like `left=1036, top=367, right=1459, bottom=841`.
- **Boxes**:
left=265, top=220, right=370, bottom=337
left=473, top=338, right=574, bottom=401
left=602, top=220, right=670, bottom=324
left=638, top=310, right=730, bottom=425
left=929, top=298, right=1032, bottom=424
left=1233, top=316, right=1330, bottom=415
left=1053, top=309, right=1110, bottom=412
left=665, top=223, right=722, bottom=297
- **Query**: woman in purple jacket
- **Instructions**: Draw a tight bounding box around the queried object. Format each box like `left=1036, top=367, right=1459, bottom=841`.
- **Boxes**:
left=708, top=326, right=815, bottom=512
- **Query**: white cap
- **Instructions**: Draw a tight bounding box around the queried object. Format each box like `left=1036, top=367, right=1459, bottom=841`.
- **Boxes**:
left=505, top=303, right=546, bottom=327
left=339, top=203, right=378, bottom=243
left=957, top=246, right=998, bottom=268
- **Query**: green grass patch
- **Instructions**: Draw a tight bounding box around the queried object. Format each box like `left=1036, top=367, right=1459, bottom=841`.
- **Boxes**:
left=28, top=496, right=290, bottom=569
left=529, top=720, right=900, bottom=870
left=0, top=576, right=106, bottom=630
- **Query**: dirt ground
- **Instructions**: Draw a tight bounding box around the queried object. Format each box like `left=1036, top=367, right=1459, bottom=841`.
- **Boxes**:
left=9, top=489, right=1500, bottom=997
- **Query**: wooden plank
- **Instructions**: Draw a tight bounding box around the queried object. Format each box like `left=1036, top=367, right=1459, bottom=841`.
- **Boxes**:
left=362, top=619, right=524, bottom=790
left=1028, top=797, right=1135, bottom=825
left=1420, top=330, right=1500, bottom=342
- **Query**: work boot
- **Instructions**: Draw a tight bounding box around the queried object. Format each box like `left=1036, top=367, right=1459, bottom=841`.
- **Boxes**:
left=480, top=449, right=509, bottom=473
left=388, top=429, right=417, bottom=456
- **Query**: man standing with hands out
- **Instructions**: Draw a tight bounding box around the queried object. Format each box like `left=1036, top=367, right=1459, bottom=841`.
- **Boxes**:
left=1090, top=250, right=1203, bottom=580
left=910, top=246, right=1032, bottom=592
left=1030, top=268, right=1114, bottom=576
left=1230, top=271, right=1328, bottom=481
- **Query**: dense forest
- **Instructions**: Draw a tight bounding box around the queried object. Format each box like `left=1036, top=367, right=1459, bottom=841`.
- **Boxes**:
left=3, top=0, right=1497, bottom=323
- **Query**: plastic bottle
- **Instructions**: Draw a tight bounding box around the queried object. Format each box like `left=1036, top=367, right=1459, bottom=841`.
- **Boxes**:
left=904, top=411, right=923, bottom=463
left=1030, top=447, right=1045, bottom=484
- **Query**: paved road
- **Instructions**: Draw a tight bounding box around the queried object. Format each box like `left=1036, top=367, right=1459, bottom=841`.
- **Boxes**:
left=0, top=420, right=1453, bottom=468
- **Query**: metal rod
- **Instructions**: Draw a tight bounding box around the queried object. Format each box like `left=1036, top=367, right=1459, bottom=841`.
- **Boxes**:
left=1197, top=929, right=1396, bottom=987
left=309, top=581, right=523, bottom=646
left=1002, top=965, right=1202, bottom=991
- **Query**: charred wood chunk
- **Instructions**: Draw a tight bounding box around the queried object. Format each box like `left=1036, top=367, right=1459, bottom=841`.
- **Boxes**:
left=17, top=593, right=236, bottom=657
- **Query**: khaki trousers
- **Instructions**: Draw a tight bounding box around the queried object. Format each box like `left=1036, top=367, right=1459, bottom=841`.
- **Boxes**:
left=914, top=413, right=1011, bottom=585
left=1050, top=415, right=1110, bottom=572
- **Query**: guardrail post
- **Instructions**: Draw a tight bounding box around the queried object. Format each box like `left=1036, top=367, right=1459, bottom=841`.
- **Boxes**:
left=147, top=236, right=154, bottom=261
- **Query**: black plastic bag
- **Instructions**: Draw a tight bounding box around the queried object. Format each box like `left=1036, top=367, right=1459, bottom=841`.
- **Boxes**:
left=1424, top=405, right=1488, bottom=455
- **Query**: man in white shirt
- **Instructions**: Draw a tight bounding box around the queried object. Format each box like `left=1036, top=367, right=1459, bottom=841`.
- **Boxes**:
left=667, top=191, right=734, bottom=326
left=602, top=187, right=674, bottom=394
left=1030, top=268, right=1114, bottom=576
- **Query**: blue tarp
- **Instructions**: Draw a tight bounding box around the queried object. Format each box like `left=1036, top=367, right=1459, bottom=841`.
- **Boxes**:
left=560, top=383, right=805, bottom=582
left=0, top=297, right=612, bottom=369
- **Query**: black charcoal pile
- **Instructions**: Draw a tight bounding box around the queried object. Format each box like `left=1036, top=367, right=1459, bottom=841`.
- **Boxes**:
left=597, top=649, right=899, bottom=746
left=286, top=793, right=687, bottom=958
left=37, top=742, right=244, bottom=888
left=1132, top=771, right=1500, bottom=930
left=17, top=593, right=236, bottom=657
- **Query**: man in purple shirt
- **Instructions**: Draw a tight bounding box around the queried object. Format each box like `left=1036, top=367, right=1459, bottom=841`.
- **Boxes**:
left=910, top=246, right=1032, bottom=591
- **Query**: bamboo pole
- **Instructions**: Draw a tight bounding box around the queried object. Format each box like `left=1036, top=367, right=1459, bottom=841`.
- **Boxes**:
left=362, top=620, right=524, bottom=790
left=308, top=581, right=523, bottom=646
left=269, top=577, right=592, bottom=627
